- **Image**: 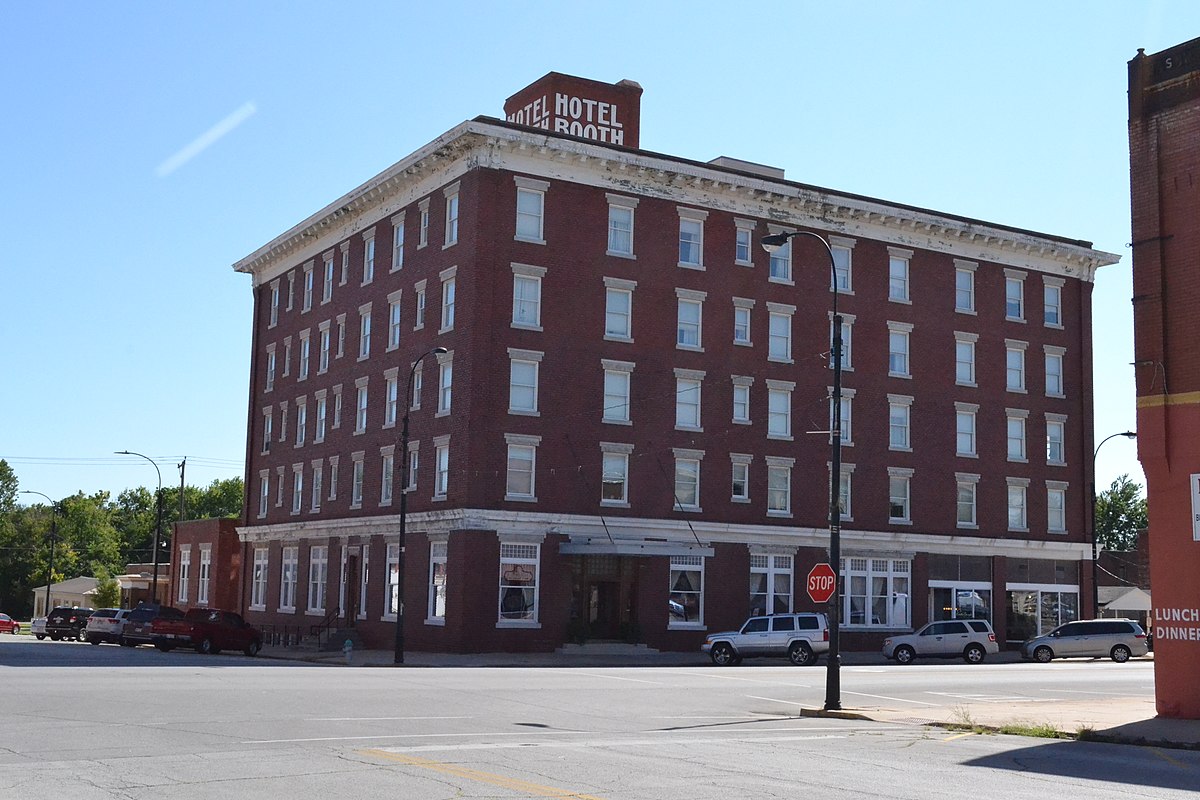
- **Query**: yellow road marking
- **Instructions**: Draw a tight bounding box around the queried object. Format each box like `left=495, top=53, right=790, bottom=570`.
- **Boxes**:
left=362, top=748, right=607, bottom=798
left=941, top=732, right=977, bottom=742
left=1149, top=748, right=1188, bottom=769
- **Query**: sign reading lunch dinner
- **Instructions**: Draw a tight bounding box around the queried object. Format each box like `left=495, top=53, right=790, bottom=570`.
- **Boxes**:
left=1155, top=607, right=1200, bottom=645
left=503, top=73, right=643, bottom=149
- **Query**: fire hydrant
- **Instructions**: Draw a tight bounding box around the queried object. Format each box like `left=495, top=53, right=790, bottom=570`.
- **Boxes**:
left=343, top=638, right=354, bottom=665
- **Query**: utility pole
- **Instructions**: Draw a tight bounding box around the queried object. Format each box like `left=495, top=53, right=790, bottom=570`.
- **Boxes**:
left=178, top=457, right=187, bottom=522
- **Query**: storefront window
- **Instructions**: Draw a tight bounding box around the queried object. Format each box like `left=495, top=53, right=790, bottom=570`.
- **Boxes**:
left=669, top=555, right=704, bottom=626
left=1006, top=588, right=1079, bottom=643
left=841, top=558, right=910, bottom=628
left=749, top=554, right=793, bottom=616
left=931, top=587, right=991, bottom=621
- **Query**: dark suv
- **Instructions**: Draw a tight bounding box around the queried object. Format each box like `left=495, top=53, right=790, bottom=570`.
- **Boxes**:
left=122, top=604, right=184, bottom=647
left=45, top=607, right=94, bottom=641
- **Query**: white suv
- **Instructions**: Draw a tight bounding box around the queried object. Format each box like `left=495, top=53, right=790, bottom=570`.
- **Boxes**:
left=84, top=608, right=131, bottom=645
left=702, top=613, right=830, bottom=666
left=882, top=619, right=999, bottom=664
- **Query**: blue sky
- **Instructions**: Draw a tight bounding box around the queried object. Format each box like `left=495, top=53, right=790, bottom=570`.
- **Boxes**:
left=3, top=1, right=1186, bottom=503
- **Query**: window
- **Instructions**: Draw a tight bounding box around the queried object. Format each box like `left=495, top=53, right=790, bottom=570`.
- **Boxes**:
left=1006, top=341, right=1027, bottom=392
left=508, top=349, right=541, bottom=414
left=767, top=381, right=793, bottom=440
left=355, top=379, right=368, bottom=433
left=414, top=280, right=426, bottom=330
left=380, top=448, right=394, bottom=506
left=1005, top=270, right=1026, bottom=321
left=1007, top=479, right=1029, bottom=530
left=600, top=443, right=632, bottom=505
left=888, top=249, right=911, bottom=302
left=418, top=198, right=430, bottom=248
left=515, top=180, right=547, bottom=242
left=1044, top=278, right=1064, bottom=327
left=731, top=376, right=752, bottom=424
left=358, top=305, right=372, bottom=360
left=198, top=545, right=211, bottom=605
left=278, top=401, right=288, bottom=444
left=731, top=454, right=751, bottom=502
left=311, top=461, right=322, bottom=511
left=678, top=209, right=707, bottom=268
left=954, top=261, right=976, bottom=313
left=1045, top=346, right=1065, bottom=397
left=434, top=436, right=450, bottom=498
left=427, top=540, right=447, bottom=622
left=298, top=333, right=310, bottom=381
left=359, top=547, right=370, bottom=620
left=261, top=408, right=273, bottom=454
left=307, top=546, right=328, bottom=613
left=830, top=390, right=853, bottom=444
left=675, top=371, right=703, bottom=430
left=888, top=322, right=912, bottom=377
left=767, top=458, right=793, bottom=515
left=604, top=281, right=634, bottom=340
left=384, top=370, right=398, bottom=428
left=735, top=220, right=754, bottom=265
left=295, top=399, right=307, bottom=447
left=512, top=265, right=545, bottom=328
left=669, top=555, right=703, bottom=626
left=437, top=357, right=453, bottom=415
left=257, top=472, right=269, bottom=518
left=322, top=255, right=334, bottom=303
left=340, top=243, right=350, bottom=285
left=178, top=548, right=191, bottom=602
left=386, top=542, right=400, bottom=617
left=328, top=455, right=338, bottom=501
left=1047, top=482, right=1068, bottom=533
left=443, top=185, right=459, bottom=247
left=332, top=385, right=343, bottom=429
left=732, top=297, right=753, bottom=345
left=351, top=453, right=365, bottom=507
left=302, top=263, right=314, bottom=311
left=831, top=239, right=854, bottom=292
left=1046, top=416, right=1066, bottom=464
left=391, top=214, right=405, bottom=271
left=750, top=554, right=793, bottom=616
left=1007, top=412, right=1028, bottom=462
left=830, top=314, right=854, bottom=370
left=842, top=557, right=911, bottom=628
left=505, top=435, right=539, bottom=500
left=955, top=333, right=977, bottom=386
left=407, top=442, right=419, bottom=492
left=410, top=365, right=422, bottom=410
left=269, top=280, right=280, bottom=327
left=602, top=360, right=633, bottom=423
left=768, top=305, right=793, bottom=362
left=279, top=546, right=298, bottom=611
left=768, top=234, right=791, bottom=281
left=388, top=292, right=403, bottom=350
left=956, top=474, right=979, bottom=527
left=440, top=271, right=456, bottom=332
left=282, top=336, right=292, bottom=377
left=336, top=313, right=346, bottom=358
left=956, top=403, right=978, bottom=457
left=673, top=449, right=702, bottom=511
left=318, top=325, right=331, bottom=373
left=265, top=345, right=276, bottom=392
left=251, top=549, right=268, bottom=609
left=888, top=395, right=912, bottom=451
left=499, top=542, right=540, bottom=623
left=837, top=465, right=853, bottom=518
left=606, top=194, right=636, bottom=256
left=888, top=469, right=912, bottom=523
left=362, top=232, right=375, bottom=284
left=676, top=293, right=704, bottom=350
left=315, top=393, right=327, bottom=442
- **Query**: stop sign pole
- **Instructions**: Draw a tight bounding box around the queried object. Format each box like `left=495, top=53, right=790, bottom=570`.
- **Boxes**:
left=762, top=230, right=843, bottom=712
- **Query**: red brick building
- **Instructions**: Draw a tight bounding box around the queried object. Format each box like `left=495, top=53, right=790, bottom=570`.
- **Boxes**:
left=228, top=73, right=1118, bottom=654
left=1129, top=40, right=1200, bottom=719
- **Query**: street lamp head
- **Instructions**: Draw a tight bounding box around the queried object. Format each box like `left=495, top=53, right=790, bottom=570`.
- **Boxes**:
left=115, top=450, right=130, bottom=455
left=1121, top=431, right=1137, bottom=439
left=761, top=232, right=791, bottom=252
left=432, top=346, right=449, bottom=356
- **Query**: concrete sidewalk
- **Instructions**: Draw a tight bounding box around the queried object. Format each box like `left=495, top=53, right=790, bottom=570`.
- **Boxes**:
left=258, top=643, right=1200, bottom=750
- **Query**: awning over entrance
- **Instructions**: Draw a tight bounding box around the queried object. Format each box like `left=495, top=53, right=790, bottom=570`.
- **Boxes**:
left=559, top=536, right=713, bottom=557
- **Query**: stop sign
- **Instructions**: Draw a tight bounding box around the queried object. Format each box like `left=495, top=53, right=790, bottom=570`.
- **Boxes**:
left=806, top=563, right=837, bottom=604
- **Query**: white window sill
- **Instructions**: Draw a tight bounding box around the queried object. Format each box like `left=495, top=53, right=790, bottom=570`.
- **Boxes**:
left=424, top=617, right=446, bottom=626
left=675, top=425, right=704, bottom=433
left=676, top=344, right=704, bottom=353
left=732, top=418, right=751, bottom=426
left=357, top=355, right=369, bottom=363
left=382, top=613, right=397, bottom=622
left=382, top=422, right=396, bottom=430
left=957, top=523, right=979, bottom=530
left=768, top=276, right=795, bottom=286
left=277, top=606, right=296, bottom=614
left=511, top=323, right=544, bottom=332
left=675, top=506, right=702, bottom=514
left=735, top=259, right=754, bottom=268
left=955, top=308, right=977, bottom=316
left=678, top=262, right=705, bottom=271
left=602, top=418, right=633, bottom=426
left=889, top=297, right=912, bottom=305
left=1048, top=461, right=1067, bottom=467
left=956, top=381, right=977, bottom=388
left=732, top=496, right=751, bottom=504
left=380, top=500, right=393, bottom=507
left=767, top=356, right=794, bottom=365
left=889, top=518, right=913, bottom=526
left=436, top=410, right=450, bottom=418
left=442, top=240, right=457, bottom=250
left=767, top=434, right=794, bottom=442
left=249, top=604, right=266, bottom=612
left=413, top=324, right=424, bottom=331
left=889, top=446, right=913, bottom=453
left=734, top=339, right=753, bottom=347
left=1048, top=529, right=1068, bottom=535
left=508, top=409, right=540, bottom=417
left=350, top=502, right=362, bottom=510
left=514, top=236, right=546, bottom=246
left=767, top=510, right=792, bottom=518
left=1006, top=317, right=1027, bottom=324
left=305, top=610, right=327, bottom=617
left=438, top=326, right=454, bottom=335
left=504, top=494, right=537, bottom=503
left=606, top=250, right=636, bottom=260
left=1009, top=526, right=1030, bottom=533
left=601, top=500, right=630, bottom=508
left=604, top=334, right=634, bottom=343
left=888, top=372, right=913, bottom=380
left=353, top=429, right=365, bottom=436
left=1046, top=392, right=1066, bottom=400
left=496, top=620, right=542, bottom=629
left=309, top=506, right=320, bottom=513
left=433, top=494, right=447, bottom=502
left=1006, top=388, right=1028, bottom=394
left=1044, top=322, right=1065, bottom=330
left=1007, top=457, right=1029, bottom=464
left=957, top=452, right=980, bottom=459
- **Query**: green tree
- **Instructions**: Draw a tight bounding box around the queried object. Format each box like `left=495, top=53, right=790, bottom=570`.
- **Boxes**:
left=92, top=566, right=121, bottom=608
left=1095, top=474, right=1148, bottom=552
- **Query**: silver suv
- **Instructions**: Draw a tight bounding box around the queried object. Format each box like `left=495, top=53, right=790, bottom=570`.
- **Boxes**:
left=702, top=613, right=829, bottom=666
left=1020, top=618, right=1148, bottom=663
left=882, top=619, right=999, bottom=664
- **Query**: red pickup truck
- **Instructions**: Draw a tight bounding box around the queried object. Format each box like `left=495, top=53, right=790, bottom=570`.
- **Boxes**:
left=150, top=608, right=263, bottom=656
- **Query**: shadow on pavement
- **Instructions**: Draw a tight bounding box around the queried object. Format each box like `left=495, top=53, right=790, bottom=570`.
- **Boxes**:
left=964, top=737, right=1200, bottom=791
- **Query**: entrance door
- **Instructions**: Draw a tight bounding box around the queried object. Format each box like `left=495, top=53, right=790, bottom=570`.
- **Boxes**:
left=587, top=581, right=621, bottom=640
left=344, top=555, right=359, bottom=626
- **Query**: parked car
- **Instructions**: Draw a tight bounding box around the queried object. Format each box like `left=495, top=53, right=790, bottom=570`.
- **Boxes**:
left=882, top=619, right=999, bottom=664
left=45, top=607, right=94, bottom=641
left=1020, top=618, right=1149, bottom=663
left=702, top=613, right=829, bottom=666
left=0, top=613, right=20, bottom=634
left=121, top=604, right=184, bottom=647
left=151, top=608, right=263, bottom=656
left=84, top=608, right=132, bottom=645
left=31, top=617, right=46, bottom=639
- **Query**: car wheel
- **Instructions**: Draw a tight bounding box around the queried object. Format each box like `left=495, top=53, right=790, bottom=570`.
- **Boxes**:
left=1034, top=645, right=1054, bottom=663
left=50, top=634, right=61, bottom=641
left=710, top=642, right=737, bottom=666
left=244, top=640, right=261, bottom=657
left=788, top=641, right=815, bottom=666
left=90, top=636, right=101, bottom=645
left=12, top=625, right=19, bottom=634
left=1111, top=644, right=1132, bottom=663
left=196, top=638, right=214, bottom=655
left=963, top=644, right=986, bottom=664
left=76, top=631, right=87, bottom=642
left=154, top=642, right=174, bottom=652
left=36, top=634, right=45, bottom=640
left=119, top=637, right=134, bottom=647
left=894, top=645, right=916, bottom=664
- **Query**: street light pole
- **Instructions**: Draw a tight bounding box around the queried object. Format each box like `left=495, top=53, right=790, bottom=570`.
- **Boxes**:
left=394, top=346, right=448, bottom=665
left=763, top=229, right=842, bottom=711
left=20, top=490, right=58, bottom=616
left=1091, top=430, right=1137, bottom=617
left=117, top=450, right=164, bottom=604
